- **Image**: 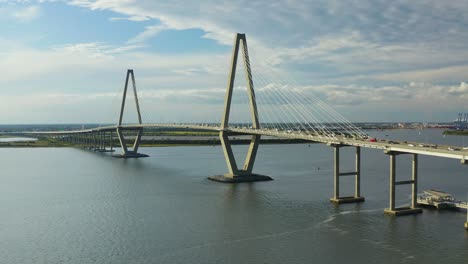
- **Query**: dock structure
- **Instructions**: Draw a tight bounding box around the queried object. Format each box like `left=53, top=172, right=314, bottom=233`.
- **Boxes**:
left=417, top=189, right=468, bottom=210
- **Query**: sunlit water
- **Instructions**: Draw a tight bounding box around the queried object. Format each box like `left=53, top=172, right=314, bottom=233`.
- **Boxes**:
left=0, top=137, right=37, bottom=142
left=0, top=129, right=467, bottom=264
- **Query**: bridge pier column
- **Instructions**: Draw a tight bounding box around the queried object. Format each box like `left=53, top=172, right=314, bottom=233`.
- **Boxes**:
left=98, top=132, right=103, bottom=151
left=384, top=151, right=422, bottom=216
left=95, top=131, right=115, bottom=153
left=93, top=132, right=98, bottom=151
left=109, top=131, right=114, bottom=152
left=98, top=132, right=102, bottom=150
left=85, top=134, right=88, bottom=147
left=102, top=132, right=106, bottom=150
left=88, top=133, right=93, bottom=150
left=329, top=144, right=365, bottom=204
left=89, top=133, right=94, bottom=150
left=85, top=133, right=89, bottom=149
left=95, top=132, right=100, bottom=151
left=98, top=131, right=106, bottom=152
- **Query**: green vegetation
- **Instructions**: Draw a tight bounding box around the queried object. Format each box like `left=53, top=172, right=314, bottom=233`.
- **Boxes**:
left=0, top=137, right=73, bottom=148
left=443, top=130, right=468, bottom=136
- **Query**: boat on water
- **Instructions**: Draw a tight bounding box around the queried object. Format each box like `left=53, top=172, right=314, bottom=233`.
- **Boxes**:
left=417, top=189, right=468, bottom=210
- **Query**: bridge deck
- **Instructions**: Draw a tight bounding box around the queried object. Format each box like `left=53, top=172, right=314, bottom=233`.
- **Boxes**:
left=14, top=123, right=468, bottom=161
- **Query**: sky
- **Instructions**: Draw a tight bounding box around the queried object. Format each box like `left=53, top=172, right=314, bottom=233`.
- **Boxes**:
left=0, top=0, right=467, bottom=124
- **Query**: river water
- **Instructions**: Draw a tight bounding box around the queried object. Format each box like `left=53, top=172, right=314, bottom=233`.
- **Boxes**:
left=0, top=129, right=467, bottom=264
left=0, top=137, right=37, bottom=142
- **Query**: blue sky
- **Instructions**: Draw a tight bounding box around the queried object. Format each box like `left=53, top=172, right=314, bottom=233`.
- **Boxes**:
left=0, top=0, right=467, bottom=123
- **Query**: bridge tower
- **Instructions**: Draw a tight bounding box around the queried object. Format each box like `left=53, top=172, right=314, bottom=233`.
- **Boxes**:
left=113, top=69, right=148, bottom=158
left=208, top=33, right=272, bottom=183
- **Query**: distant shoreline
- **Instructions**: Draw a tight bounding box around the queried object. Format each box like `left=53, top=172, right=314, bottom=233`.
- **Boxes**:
left=0, top=137, right=312, bottom=148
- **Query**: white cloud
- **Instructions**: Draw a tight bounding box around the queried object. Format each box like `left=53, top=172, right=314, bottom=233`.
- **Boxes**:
left=12, top=5, right=41, bottom=21
left=127, top=24, right=168, bottom=44
left=55, top=42, right=144, bottom=57
left=63, top=0, right=468, bottom=82
left=0, top=80, right=468, bottom=123
left=109, top=15, right=149, bottom=22
left=253, top=81, right=467, bottom=110
left=0, top=41, right=229, bottom=93
left=2, top=0, right=468, bottom=122
left=373, top=65, right=468, bottom=83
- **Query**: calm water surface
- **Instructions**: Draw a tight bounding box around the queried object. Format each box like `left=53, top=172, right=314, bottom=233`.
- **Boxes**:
left=0, top=137, right=37, bottom=142
left=0, top=129, right=467, bottom=264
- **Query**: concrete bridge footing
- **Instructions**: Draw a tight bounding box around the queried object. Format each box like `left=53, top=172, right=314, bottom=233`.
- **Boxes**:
left=208, top=174, right=272, bottom=183
left=112, top=127, right=148, bottom=158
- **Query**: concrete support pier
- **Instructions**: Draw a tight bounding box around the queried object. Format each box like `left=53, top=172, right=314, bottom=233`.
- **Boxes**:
left=329, top=145, right=365, bottom=204
left=208, top=174, right=272, bottom=183
left=208, top=132, right=272, bottom=183
left=208, top=33, right=271, bottom=183
left=96, top=132, right=115, bottom=153
left=384, top=151, right=422, bottom=216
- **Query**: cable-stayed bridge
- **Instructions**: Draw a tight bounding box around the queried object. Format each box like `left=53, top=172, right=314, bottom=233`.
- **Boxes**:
left=15, top=33, right=467, bottom=220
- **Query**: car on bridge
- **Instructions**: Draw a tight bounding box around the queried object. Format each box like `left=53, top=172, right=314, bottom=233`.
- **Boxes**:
left=448, top=147, right=460, bottom=151
left=369, top=138, right=377, bottom=142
